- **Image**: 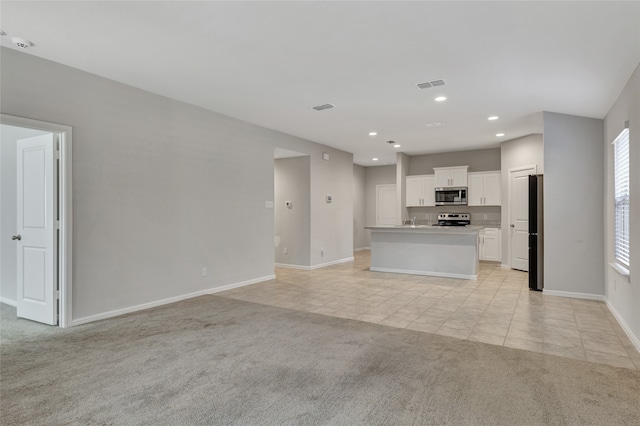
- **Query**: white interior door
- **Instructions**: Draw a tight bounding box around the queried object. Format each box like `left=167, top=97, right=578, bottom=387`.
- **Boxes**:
left=16, top=134, right=58, bottom=325
left=509, top=166, right=535, bottom=271
left=376, top=184, right=397, bottom=226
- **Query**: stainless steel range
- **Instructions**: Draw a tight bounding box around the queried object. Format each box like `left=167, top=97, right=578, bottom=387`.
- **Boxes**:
left=433, top=213, right=470, bottom=226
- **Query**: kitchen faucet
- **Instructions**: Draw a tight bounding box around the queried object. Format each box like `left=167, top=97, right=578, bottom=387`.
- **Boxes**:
left=411, top=216, right=416, bottom=227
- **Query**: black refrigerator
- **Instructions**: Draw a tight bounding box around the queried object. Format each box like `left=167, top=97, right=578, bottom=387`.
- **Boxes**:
left=529, top=174, right=544, bottom=291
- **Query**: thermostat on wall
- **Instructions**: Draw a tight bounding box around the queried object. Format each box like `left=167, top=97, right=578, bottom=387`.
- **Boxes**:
left=326, top=195, right=332, bottom=203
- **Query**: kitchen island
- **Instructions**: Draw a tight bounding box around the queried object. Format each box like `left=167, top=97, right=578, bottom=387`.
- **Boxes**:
left=365, top=226, right=481, bottom=279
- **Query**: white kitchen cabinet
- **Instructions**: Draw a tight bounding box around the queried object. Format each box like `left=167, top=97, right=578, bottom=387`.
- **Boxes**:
left=434, top=166, right=468, bottom=187
left=479, top=228, right=501, bottom=262
left=468, top=171, right=501, bottom=206
left=406, top=175, right=435, bottom=207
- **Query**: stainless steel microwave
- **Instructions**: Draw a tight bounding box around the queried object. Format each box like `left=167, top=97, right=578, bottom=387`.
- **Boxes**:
left=435, top=187, right=467, bottom=206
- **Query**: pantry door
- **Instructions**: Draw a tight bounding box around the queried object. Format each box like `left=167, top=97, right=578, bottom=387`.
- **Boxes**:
left=509, top=165, right=535, bottom=272
left=376, top=185, right=397, bottom=226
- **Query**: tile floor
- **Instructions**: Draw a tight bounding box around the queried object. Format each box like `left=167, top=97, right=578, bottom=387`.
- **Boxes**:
left=219, top=251, right=640, bottom=370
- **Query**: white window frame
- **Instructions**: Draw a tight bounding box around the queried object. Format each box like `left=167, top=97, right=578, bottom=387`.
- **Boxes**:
left=612, top=127, right=630, bottom=272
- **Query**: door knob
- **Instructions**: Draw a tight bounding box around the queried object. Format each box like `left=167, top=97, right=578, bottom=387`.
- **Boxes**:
left=11, top=235, right=21, bottom=240
left=510, top=224, right=515, bottom=228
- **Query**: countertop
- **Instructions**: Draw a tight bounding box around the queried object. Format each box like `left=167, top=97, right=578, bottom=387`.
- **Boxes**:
left=365, top=225, right=482, bottom=233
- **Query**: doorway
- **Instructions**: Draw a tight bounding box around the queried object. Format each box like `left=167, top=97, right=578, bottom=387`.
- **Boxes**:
left=508, top=165, right=536, bottom=271
left=273, top=147, right=310, bottom=269
left=0, top=114, right=72, bottom=327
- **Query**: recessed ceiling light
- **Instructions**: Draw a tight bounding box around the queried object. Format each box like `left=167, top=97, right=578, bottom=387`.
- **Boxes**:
left=488, top=116, right=499, bottom=121
left=434, top=96, right=447, bottom=102
left=393, top=144, right=401, bottom=148
left=372, top=158, right=379, bottom=161
left=369, top=132, right=377, bottom=136
left=496, top=133, right=505, bottom=137
left=425, top=121, right=445, bottom=128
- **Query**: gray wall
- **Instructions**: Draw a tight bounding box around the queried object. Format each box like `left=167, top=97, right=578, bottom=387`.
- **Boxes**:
left=0, top=125, right=50, bottom=304
left=274, top=157, right=310, bottom=266
left=310, top=148, right=354, bottom=265
left=353, top=164, right=367, bottom=250
left=604, top=64, right=639, bottom=341
left=396, top=153, right=410, bottom=223
left=409, top=148, right=501, bottom=175
left=543, top=112, right=604, bottom=296
left=364, top=165, right=396, bottom=247
left=1, top=47, right=353, bottom=321
left=500, top=134, right=544, bottom=266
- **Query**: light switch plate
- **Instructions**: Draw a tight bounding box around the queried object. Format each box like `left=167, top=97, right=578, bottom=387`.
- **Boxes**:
left=265, top=201, right=274, bottom=209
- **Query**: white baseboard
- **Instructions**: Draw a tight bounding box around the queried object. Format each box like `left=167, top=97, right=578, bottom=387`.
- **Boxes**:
left=274, top=263, right=311, bottom=270
left=354, top=247, right=370, bottom=253
left=276, top=256, right=355, bottom=271
left=605, top=300, right=640, bottom=353
left=0, top=297, right=17, bottom=307
left=310, top=256, right=354, bottom=270
left=370, top=266, right=477, bottom=280
left=500, top=264, right=510, bottom=269
left=70, top=274, right=276, bottom=327
left=542, top=289, right=606, bottom=301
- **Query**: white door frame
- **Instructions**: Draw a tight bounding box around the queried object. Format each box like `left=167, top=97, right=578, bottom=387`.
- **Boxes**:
left=1, top=114, right=73, bottom=328
left=507, top=164, right=536, bottom=270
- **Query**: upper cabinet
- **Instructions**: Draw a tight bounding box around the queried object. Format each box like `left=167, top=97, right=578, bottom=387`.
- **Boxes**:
left=468, top=171, right=501, bottom=206
left=406, top=175, right=435, bottom=207
left=434, top=166, right=468, bottom=188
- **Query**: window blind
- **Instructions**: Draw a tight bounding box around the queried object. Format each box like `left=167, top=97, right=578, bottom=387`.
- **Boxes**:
left=613, top=128, right=630, bottom=268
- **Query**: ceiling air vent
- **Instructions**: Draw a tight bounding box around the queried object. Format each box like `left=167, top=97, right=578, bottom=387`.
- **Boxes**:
left=416, top=79, right=446, bottom=89
left=11, top=37, right=32, bottom=49
left=312, top=103, right=335, bottom=111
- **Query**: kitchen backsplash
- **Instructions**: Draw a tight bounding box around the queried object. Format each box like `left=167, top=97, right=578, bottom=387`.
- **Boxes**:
left=408, top=206, right=501, bottom=227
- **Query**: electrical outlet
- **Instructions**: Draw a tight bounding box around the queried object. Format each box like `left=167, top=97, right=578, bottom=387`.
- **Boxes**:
left=201, top=267, right=208, bottom=277
left=483, top=214, right=488, bottom=220
left=284, top=247, right=288, bottom=255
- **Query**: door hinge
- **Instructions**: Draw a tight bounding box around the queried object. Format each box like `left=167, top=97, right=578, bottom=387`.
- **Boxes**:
left=56, top=220, right=61, bottom=229
left=55, top=290, right=60, bottom=300
left=55, top=150, right=61, bottom=160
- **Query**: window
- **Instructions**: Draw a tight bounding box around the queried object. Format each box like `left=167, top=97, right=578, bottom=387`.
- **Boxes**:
left=613, top=127, right=630, bottom=268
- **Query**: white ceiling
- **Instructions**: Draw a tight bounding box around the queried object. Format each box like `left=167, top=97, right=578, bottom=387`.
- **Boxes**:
left=1, top=1, right=639, bottom=166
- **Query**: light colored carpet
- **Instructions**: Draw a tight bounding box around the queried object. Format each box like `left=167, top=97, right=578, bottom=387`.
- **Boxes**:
left=1, top=296, right=639, bottom=425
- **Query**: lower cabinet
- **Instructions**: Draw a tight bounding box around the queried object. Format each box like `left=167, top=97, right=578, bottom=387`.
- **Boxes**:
left=479, top=228, right=501, bottom=262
